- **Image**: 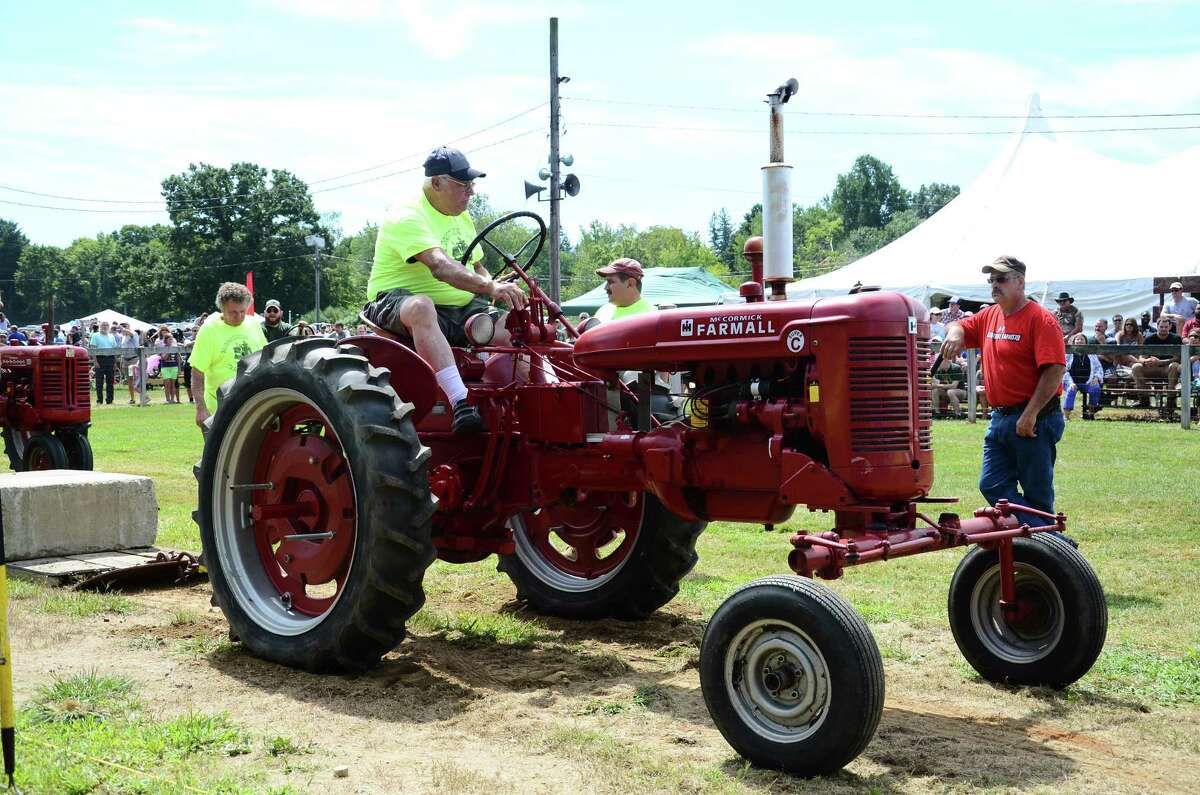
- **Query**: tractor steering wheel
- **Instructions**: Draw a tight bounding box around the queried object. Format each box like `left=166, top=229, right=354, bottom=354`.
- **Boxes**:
left=461, top=210, right=547, bottom=281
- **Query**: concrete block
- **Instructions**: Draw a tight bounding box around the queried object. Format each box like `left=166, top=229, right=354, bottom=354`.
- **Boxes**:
left=1, top=470, right=158, bottom=561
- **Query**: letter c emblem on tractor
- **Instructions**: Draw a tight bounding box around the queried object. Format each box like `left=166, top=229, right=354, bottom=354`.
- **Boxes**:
left=786, top=329, right=806, bottom=353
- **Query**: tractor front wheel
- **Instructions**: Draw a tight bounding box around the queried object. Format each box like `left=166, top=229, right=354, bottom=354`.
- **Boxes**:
left=21, top=433, right=69, bottom=471
left=59, top=430, right=94, bottom=470
left=948, top=533, right=1107, bottom=688
left=499, top=492, right=705, bottom=620
left=700, top=576, right=885, bottom=777
left=197, top=338, right=436, bottom=673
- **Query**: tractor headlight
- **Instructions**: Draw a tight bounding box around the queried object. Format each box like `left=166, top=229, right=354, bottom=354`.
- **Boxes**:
left=465, top=313, right=496, bottom=346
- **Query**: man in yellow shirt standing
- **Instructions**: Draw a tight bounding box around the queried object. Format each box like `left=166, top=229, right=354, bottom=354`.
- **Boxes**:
left=594, top=258, right=654, bottom=322
left=363, top=146, right=526, bottom=434
left=190, top=282, right=268, bottom=432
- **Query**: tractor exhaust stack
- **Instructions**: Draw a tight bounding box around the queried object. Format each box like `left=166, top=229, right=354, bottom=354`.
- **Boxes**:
left=762, top=78, right=798, bottom=301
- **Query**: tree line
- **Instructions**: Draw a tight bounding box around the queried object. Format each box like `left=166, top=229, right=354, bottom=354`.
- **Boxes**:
left=0, top=154, right=956, bottom=324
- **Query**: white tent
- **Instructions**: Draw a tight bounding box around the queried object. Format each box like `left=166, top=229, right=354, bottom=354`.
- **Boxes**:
left=66, top=309, right=154, bottom=333
left=787, top=96, right=1200, bottom=320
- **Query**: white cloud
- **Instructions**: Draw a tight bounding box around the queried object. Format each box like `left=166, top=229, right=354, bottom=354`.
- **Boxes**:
left=0, top=73, right=547, bottom=244
left=260, top=0, right=588, bottom=59
left=120, top=17, right=220, bottom=61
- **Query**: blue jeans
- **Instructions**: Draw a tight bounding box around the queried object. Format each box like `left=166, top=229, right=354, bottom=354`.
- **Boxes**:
left=979, top=409, right=1065, bottom=527
left=1063, top=380, right=1101, bottom=411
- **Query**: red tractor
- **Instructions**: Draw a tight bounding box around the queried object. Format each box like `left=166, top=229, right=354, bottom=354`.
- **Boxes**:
left=1, top=344, right=94, bottom=471
left=196, top=212, right=1106, bottom=776
left=197, top=81, right=1106, bottom=776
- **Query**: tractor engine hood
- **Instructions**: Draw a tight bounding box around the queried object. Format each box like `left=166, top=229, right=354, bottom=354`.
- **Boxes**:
left=571, top=293, right=924, bottom=372
left=572, top=301, right=818, bottom=371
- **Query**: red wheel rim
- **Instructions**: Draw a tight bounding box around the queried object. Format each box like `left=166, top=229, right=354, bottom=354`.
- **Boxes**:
left=27, top=446, right=52, bottom=471
left=521, top=492, right=643, bottom=579
left=250, top=404, right=356, bottom=616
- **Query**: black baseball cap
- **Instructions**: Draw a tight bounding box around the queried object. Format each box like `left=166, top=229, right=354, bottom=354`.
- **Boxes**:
left=423, top=146, right=486, bottom=181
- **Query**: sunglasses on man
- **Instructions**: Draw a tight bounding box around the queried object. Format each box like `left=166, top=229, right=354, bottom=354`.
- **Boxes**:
left=987, top=275, right=1016, bottom=284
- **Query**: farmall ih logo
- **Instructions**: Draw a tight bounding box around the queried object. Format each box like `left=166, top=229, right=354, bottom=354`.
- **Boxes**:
left=679, top=314, right=776, bottom=338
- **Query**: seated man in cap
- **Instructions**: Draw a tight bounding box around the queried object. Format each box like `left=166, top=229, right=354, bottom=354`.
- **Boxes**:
left=363, top=146, right=527, bottom=434
left=1163, top=280, right=1198, bottom=334
left=592, top=258, right=682, bottom=418
left=594, top=258, right=653, bottom=322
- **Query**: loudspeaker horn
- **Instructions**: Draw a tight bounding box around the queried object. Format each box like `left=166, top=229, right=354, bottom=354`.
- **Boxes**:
left=562, top=173, right=581, bottom=197
left=559, top=153, right=574, bottom=167
left=523, top=180, right=545, bottom=200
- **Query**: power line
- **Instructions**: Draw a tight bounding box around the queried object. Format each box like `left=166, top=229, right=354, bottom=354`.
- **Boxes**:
left=312, top=128, right=543, bottom=193
left=4, top=252, right=314, bottom=285
left=578, top=173, right=957, bottom=213
left=0, top=104, right=547, bottom=209
left=308, top=101, right=547, bottom=185
left=572, top=120, right=1200, bottom=136
left=319, top=253, right=370, bottom=265
left=0, top=128, right=544, bottom=214
left=566, top=95, right=1200, bottom=120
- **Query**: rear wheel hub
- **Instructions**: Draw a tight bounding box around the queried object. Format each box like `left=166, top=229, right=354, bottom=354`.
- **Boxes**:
left=251, top=405, right=356, bottom=616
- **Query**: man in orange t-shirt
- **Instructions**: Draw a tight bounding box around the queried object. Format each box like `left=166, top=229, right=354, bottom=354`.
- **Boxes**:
left=942, top=255, right=1067, bottom=526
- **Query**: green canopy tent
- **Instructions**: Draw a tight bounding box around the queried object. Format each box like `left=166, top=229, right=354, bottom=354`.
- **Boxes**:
left=560, top=267, right=732, bottom=316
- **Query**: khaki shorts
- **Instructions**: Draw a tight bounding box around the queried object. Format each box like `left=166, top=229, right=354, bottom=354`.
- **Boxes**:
left=364, top=288, right=501, bottom=347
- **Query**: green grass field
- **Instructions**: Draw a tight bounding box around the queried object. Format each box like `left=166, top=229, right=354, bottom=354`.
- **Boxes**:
left=77, top=400, right=1200, bottom=694
left=7, top=401, right=1190, bottom=792
left=4, top=405, right=1195, bottom=792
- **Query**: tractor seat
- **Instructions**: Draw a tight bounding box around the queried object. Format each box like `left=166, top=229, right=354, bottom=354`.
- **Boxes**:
left=358, top=311, right=415, bottom=347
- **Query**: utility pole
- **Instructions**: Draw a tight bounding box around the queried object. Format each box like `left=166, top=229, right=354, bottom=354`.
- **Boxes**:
left=305, top=234, right=325, bottom=323
left=549, top=17, right=562, bottom=304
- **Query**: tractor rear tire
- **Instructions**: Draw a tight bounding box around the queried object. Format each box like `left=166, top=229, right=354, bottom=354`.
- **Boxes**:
left=499, top=492, right=706, bottom=620
left=700, top=576, right=885, bottom=777
left=59, top=430, right=94, bottom=470
left=197, top=337, right=436, bottom=673
left=947, top=533, right=1107, bottom=688
left=22, top=433, right=69, bottom=471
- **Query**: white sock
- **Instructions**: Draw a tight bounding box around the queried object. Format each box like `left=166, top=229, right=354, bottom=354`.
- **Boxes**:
left=435, top=365, right=469, bottom=405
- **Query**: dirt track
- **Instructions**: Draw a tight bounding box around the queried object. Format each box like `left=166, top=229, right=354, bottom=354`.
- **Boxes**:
left=15, top=579, right=1200, bottom=794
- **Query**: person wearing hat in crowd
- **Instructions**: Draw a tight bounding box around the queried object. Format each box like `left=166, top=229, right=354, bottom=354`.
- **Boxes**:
left=362, top=145, right=527, bottom=435
left=941, top=255, right=1066, bottom=528
left=942, top=297, right=965, bottom=325
left=593, top=258, right=653, bottom=322
left=261, top=299, right=292, bottom=342
left=1053, top=291, right=1083, bottom=338
left=928, top=306, right=945, bottom=339
left=1162, top=281, right=1198, bottom=334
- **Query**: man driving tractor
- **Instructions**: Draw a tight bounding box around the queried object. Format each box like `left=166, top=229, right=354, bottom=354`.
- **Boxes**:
left=363, top=146, right=527, bottom=434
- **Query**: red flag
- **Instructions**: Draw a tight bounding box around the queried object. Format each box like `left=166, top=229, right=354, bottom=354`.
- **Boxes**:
left=245, top=271, right=256, bottom=315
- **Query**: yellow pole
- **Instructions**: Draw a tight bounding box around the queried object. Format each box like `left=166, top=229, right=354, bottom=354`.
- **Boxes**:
left=0, top=502, right=15, bottom=788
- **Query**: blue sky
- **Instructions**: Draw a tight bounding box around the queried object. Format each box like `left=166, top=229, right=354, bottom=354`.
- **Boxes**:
left=3, top=0, right=1199, bottom=248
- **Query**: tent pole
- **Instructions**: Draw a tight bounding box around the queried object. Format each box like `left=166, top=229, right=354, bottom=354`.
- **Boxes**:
left=967, top=349, right=978, bottom=424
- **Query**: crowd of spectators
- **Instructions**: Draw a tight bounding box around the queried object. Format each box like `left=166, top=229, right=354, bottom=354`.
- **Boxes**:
left=0, top=297, right=372, bottom=408
left=929, top=280, right=1199, bottom=421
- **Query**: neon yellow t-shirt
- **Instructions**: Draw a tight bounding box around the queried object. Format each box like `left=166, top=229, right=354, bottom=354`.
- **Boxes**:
left=594, top=297, right=654, bottom=322
left=189, top=313, right=268, bottom=412
left=367, top=191, right=483, bottom=307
